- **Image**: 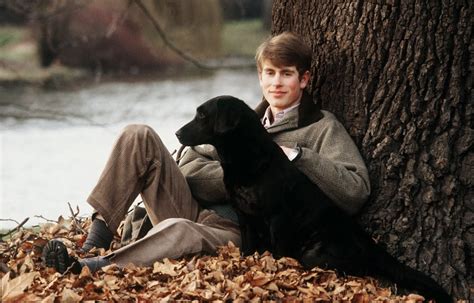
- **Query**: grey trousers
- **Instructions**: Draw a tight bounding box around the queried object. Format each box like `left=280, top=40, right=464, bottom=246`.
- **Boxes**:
left=87, top=124, right=241, bottom=267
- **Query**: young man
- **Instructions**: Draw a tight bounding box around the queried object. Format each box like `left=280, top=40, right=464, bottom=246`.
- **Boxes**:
left=43, top=32, right=370, bottom=273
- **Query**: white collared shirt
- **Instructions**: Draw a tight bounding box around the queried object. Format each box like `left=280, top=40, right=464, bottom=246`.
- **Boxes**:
left=261, top=103, right=301, bottom=161
left=261, top=102, right=300, bottom=128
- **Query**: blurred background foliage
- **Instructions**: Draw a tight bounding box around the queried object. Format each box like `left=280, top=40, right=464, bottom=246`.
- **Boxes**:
left=0, top=0, right=271, bottom=85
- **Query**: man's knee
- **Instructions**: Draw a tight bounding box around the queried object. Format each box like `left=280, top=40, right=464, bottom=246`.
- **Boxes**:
left=120, top=124, right=165, bottom=149
left=159, top=218, right=196, bottom=232
left=122, top=124, right=156, bottom=138
left=158, top=218, right=239, bottom=249
left=158, top=218, right=204, bottom=249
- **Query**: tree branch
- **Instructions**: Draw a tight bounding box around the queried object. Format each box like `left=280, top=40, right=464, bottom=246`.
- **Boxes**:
left=132, top=0, right=215, bottom=70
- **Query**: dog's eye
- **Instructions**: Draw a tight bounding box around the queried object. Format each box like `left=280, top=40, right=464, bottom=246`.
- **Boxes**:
left=196, top=111, right=206, bottom=119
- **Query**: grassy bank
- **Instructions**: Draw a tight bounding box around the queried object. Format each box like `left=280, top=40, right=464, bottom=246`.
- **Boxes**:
left=221, top=19, right=269, bottom=58
left=0, top=19, right=268, bottom=87
left=0, top=25, right=86, bottom=87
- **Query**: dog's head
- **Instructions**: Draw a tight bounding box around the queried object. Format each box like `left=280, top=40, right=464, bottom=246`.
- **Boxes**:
left=176, top=95, right=259, bottom=146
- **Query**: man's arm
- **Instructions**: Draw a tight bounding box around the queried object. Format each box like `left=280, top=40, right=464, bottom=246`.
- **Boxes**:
left=292, top=118, right=371, bottom=215
left=178, top=144, right=227, bottom=205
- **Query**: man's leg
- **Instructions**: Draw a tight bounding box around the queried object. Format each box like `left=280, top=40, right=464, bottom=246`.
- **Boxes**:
left=43, top=125, right=237, bottom=273
left=43, top=211, right=241, bottom=274
left=44, top=124, right=200, bottom=270
left=107, top=211, right=241, bottom=267
left=87, top=124, right=199, bottom=234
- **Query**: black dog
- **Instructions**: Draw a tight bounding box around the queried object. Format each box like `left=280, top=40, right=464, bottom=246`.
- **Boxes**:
left=176, top=95, right=451, bottom=303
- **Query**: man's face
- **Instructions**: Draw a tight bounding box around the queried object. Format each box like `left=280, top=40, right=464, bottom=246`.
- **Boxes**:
left=258, top=59, right=310, bottom=114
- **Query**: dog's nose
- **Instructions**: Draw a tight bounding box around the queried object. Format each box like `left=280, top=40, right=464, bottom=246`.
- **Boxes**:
left=175, top=129, right=182, bottom=140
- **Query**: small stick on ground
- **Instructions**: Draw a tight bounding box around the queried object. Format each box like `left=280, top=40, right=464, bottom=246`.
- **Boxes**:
left=0, top=217, right=29, bottom=238
left=34, top=215, right=58, bottom=223
left=68, top=202, right=86, bottom=234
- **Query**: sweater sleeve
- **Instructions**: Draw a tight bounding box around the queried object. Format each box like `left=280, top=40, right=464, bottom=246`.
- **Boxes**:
left=294, top=119, right=371, bottom=215
left=178, top=144, right=228, bottom=205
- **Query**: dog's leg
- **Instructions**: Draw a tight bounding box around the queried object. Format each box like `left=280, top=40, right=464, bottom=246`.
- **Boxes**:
left=237, top=212, right=260, bottom=255
left=267, top=213, right=296, bottom=258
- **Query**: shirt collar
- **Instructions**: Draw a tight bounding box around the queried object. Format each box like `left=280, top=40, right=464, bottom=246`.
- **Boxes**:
left=255, top=91, right=324, bottom=129
left=261, top=102, right=300, bottom=128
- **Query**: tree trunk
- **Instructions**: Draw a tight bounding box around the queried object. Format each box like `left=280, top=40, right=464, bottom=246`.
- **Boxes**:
left=272, top=0, right=472, bottom=300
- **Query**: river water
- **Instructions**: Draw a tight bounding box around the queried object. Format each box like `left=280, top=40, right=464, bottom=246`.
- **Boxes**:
left=0, top=68, right=262, bottom=229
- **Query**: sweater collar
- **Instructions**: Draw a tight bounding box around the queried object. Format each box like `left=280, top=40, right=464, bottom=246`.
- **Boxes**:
left=255, top=91, right=323, bottom=130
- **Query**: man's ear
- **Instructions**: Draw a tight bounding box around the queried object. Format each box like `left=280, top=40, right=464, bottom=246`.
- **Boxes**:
left=214, top=99, right=241, bottom=135
left=300, top=71, right=310, bottom=89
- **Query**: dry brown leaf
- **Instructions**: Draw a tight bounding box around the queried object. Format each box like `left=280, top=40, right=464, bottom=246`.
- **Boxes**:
left=39, top=293, right=56, bottom=303
left=60, top=288, right=82, bottom=303
left=1, top=270, right=10, bottom=297
left=352, top=292, right=370, bottom=303
left=78, top=265, right=91, bottom=279
left=406, top=293, right=426, bottom=302
left=0, top=216, right=460, bottom=302
left=1, top=271, right=39, bottom=302
left=19, top=255, right=35, bottom=273
left=153, top=258, right=180, bottom=276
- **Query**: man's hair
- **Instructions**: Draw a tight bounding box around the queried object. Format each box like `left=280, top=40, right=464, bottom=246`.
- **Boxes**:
left=255, top=31, right=312, bottom=77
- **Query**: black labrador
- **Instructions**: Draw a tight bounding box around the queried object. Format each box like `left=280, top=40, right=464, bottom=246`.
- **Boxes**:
left=175, top=95, right=451, bottom=303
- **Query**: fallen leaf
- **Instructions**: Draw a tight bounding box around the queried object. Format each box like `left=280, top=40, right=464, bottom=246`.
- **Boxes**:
left=39, top=293, right=56, bottom=303
left=60, top=288, right=82, bottom=303
left=406, top=293, right=426, bottom=302
left=153, top=258, right=179, bottom=276
left=1, top=271, right=39, bottom=302
left=79, top=265, right=91, bottom=279
left=0, top=215, right=449, bottom=302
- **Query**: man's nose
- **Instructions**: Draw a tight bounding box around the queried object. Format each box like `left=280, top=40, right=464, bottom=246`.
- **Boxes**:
left=272, top=74, right=282, bottom=85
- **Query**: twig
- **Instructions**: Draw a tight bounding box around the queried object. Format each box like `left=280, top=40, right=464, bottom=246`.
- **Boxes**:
left=68, top=202, right=86, bottom=233
left=34, top=215, right=58, bottom=223
left=0, top=218, right=21, bottom=225
left=132, top=0, right=214, bottom=70
left=0, top=217, right=29, bottom=238
left=68, top=202, right=80, bottom=217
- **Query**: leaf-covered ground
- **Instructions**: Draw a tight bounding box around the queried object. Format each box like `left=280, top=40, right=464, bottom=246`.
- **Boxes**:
left=0, top=215, right=459, bottom=302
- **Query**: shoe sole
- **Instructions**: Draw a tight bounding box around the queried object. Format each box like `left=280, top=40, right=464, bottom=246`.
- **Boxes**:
left=42, top=240, right=72, bottom=274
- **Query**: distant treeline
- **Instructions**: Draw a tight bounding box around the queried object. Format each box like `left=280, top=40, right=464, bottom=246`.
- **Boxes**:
left=0, top=0, right=272, bottom=25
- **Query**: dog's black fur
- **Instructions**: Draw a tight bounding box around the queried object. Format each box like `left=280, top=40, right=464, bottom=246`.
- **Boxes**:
left=176, top=95, right=452, bottom=303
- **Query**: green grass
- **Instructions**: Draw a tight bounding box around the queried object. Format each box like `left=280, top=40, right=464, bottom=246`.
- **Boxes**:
left=0, top=26, right=26, bottom=45
left=0, top=26, right=34, bottom=62
left=221, top=19, right=270, bottom=58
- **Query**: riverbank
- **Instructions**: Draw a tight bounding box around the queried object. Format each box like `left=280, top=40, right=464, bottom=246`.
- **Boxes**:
left=0, top=25, right=88, bottom=88
left=0, top=19, right=268, bottom=88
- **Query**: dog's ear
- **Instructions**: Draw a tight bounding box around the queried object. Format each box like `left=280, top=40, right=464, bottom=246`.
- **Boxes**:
left=214, top=97, right=241, bottom=135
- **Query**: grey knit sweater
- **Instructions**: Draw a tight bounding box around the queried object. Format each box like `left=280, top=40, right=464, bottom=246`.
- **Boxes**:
left=178, top=92, right=370, bottom=221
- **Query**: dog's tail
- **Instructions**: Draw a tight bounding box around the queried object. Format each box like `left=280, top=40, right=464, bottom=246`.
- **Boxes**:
left=369, top=243, right=452, bottom=303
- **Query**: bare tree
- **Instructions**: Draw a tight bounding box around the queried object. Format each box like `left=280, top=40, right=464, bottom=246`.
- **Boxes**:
left=272, top=0, right=472, bottom=300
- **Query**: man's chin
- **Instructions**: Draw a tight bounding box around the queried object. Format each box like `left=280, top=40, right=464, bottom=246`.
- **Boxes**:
left=268, top=100, right=289, bottom=108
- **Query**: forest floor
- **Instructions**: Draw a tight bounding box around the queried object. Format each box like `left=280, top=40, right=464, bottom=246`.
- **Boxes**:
left=0, top=211, right=448, bottom=302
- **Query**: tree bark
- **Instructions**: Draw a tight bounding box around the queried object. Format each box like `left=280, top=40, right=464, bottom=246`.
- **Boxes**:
left=272, top=0, right=472, bottom=300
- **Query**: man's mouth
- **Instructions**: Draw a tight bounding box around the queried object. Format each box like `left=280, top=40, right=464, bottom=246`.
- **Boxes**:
left=270, top=91, right=286, bottom=96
